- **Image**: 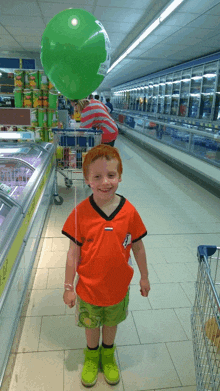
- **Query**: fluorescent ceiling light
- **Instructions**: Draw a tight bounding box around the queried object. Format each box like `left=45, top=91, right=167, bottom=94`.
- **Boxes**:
left=107, top=0, right=185, bottom=73
left=159, top=0, right=184, bottom=22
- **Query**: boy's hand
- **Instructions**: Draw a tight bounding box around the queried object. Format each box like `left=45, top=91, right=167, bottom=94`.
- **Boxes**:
left=63, top=290, right=76, bottom=308
left=140, top=277, right=150, bottom=297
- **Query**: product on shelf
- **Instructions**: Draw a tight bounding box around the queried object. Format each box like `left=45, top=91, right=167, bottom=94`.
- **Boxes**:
left=14, top=70, right=24, bottom=88
left=48, top=90, right=58, bottom=109
left=23, top=89, right=32, bottom=107
left=42, top=90, right=48, bottom=107
left=14, top=88, right=23, bottom=108
left=38, top=108, right=47, bottom=127
left=27, top=70, right=39, bottom=89
left=47, top=109, right=58, bottom=127
left=39, top=70, right=48, bottom=90
left=31, top=109, right=38, bottom=127
left=33, top=89, right=42, bottom=108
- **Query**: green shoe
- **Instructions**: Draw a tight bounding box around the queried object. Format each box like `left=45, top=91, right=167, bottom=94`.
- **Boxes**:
left=100, top=345, right=120, bottom=385
left=81, top=347, right=100, bottom=387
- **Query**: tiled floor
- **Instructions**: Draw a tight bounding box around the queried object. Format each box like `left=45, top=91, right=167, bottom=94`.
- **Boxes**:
left=6, top=135, right=220, bottom=390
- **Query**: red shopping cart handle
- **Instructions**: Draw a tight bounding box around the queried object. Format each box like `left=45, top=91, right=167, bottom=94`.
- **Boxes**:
left=197, top=245, right=217, bottom=262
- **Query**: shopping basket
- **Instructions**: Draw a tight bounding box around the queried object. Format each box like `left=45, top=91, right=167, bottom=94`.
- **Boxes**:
left=52, top=128, right=102, bottom=205
left=191, top=245, right=220, bottom=391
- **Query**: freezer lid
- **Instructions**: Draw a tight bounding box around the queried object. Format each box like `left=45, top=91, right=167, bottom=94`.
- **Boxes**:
left=0, top=203, right=24, bottom=270
left=0, top=158, right=35, bottom=204
left=0, top=198, right=13, bottom=227
left=0, top=142, right=50, bottom=169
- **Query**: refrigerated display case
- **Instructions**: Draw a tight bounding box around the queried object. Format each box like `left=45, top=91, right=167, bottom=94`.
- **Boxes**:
left=171, top=72, right=181, bottom=116
left=158, top=77, right=166, bottom=114
left=0, top=141, right=55, bottom=387
left=179, top=69, right=191, bottom=117
left=164, top=74, right=173, bottom=114
left=200, top=63, right=217, bottom=120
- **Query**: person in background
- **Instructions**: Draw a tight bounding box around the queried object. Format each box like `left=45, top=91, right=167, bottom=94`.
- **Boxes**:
left=105, top=98, right=113, bottom=114
left=94, top=94, right=111, bottom=113
left=62, top=144, right=150, bottom=387
left=71, top=99, right=118, bottom=146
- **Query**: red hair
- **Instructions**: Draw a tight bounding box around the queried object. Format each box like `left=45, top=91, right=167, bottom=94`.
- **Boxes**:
left=83, top=144, right=123, bottom=179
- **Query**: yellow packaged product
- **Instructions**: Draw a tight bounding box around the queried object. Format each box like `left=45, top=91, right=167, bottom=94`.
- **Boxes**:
left=28, top=70, right=39, bottom=89
left=23, top=90, right=32, bottom=108
left=14, top=70, right=24, bottom=88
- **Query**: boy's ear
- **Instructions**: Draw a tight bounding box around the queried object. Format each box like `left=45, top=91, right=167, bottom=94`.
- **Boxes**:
left=118, top=176, right=122, bottom=183
left=84, top=178, right=90, bottom=185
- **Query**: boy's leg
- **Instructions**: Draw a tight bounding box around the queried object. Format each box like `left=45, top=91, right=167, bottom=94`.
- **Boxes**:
left=85, top=327, right=100, bottom=348
left=102, top=324, right=117, bottom=346
left=100, top=325, right=120, bottom=385
left=82, top=328, right=101, bottom=387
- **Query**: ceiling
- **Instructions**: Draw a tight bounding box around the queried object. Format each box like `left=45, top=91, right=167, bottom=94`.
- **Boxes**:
left=1, top=0, right=220, bottom=93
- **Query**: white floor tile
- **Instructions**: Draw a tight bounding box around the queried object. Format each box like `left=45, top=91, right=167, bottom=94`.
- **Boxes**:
left=180, top=282, right=196, bottom=305
left=26, top=289, right=66, bottom=317
left=15, top=317, right=42, bottom=353
left=132, top=309, right=188, bottom=344
left=161, top=247, right=197, bottom=264
left=38, top=250, right=67, bottom=268
left=148, top=283, right=191, bottom=309
left=41, top=238, right=53, bottom=252
left=38, top=315, right=85, bottom=351
left=152, top=263, right=197, bottom=283
left=9, top=351, right=64, bottom=391
left=33, top=268, right=49, bottom=289
left=174, top=307, right=192, bottom=340
left=51, top=237, right=70, bottom=252
left=117, top=344, right=181, bottom=390
left=116, top=312, right=140, bottom=346
left=130, top=263, right=160, bottom=284
left=128, top=284, right=152, bottom=311
left=47, top=268, right=65, bottom=289
left=166, top=341, right=196, bottom=387
left=45, top=225, right=64, bottom=237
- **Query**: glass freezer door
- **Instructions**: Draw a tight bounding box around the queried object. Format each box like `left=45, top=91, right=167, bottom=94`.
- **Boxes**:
left=0, top=143, right=48, bottom=169
left=0, top=159, right=35, bottom=203
left=0, top=198, right=11, bottom=227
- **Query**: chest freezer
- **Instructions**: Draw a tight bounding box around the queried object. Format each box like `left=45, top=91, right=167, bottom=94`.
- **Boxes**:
left=0, top=141, right=56, bottom=386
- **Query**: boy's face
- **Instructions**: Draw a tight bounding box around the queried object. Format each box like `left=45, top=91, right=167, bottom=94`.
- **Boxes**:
left=85, top=158, right=122, bottom=202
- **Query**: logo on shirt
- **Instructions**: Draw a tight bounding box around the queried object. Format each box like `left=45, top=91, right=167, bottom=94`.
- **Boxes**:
left=123, top=233, right=132, bottom=249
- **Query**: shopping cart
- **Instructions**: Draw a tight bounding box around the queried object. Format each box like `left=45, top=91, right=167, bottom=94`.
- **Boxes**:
left=52, top=128, right=102, bottom=205
left=191, top=245, right=220, bottom=391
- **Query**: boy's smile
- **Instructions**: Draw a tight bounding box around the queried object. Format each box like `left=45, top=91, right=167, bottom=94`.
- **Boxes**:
left=85, top=158, right=122, bottom=206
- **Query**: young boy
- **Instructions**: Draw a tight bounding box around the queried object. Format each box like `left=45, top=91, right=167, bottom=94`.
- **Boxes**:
left=62, top=144, right=150, bottom=387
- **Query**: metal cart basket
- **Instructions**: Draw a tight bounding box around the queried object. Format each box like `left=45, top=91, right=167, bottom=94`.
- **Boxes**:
left=52, top=128, right=102, bottom=205
left=191, top=245, right=220, bottom=391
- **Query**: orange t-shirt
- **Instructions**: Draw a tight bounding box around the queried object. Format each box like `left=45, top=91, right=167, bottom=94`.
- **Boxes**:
left=62, top=194, right=147, bottom=306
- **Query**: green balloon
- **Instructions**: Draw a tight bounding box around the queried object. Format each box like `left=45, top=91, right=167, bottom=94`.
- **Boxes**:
left=41, top=9, right=111, bottom=99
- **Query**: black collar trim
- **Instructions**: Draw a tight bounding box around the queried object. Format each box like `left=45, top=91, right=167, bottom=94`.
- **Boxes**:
left=89, top=194, right=126, bottom=221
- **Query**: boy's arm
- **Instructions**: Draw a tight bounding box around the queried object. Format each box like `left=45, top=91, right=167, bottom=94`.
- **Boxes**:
left=64, top=239, right=81, bottom=290
left=132, top=239, right=148, bottom=278
left=132, top=239, right=150, bottom=297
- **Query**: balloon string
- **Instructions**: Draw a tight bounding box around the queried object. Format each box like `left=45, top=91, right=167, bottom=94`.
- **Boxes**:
left=75, top=180, right=77, bottom=287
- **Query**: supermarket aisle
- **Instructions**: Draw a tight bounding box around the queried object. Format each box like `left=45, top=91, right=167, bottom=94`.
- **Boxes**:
left=7, top=134, right=220, bottom=391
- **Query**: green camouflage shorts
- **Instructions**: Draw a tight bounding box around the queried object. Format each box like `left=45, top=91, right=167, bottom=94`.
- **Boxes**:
left=75, top=288, right=130, bottom=328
